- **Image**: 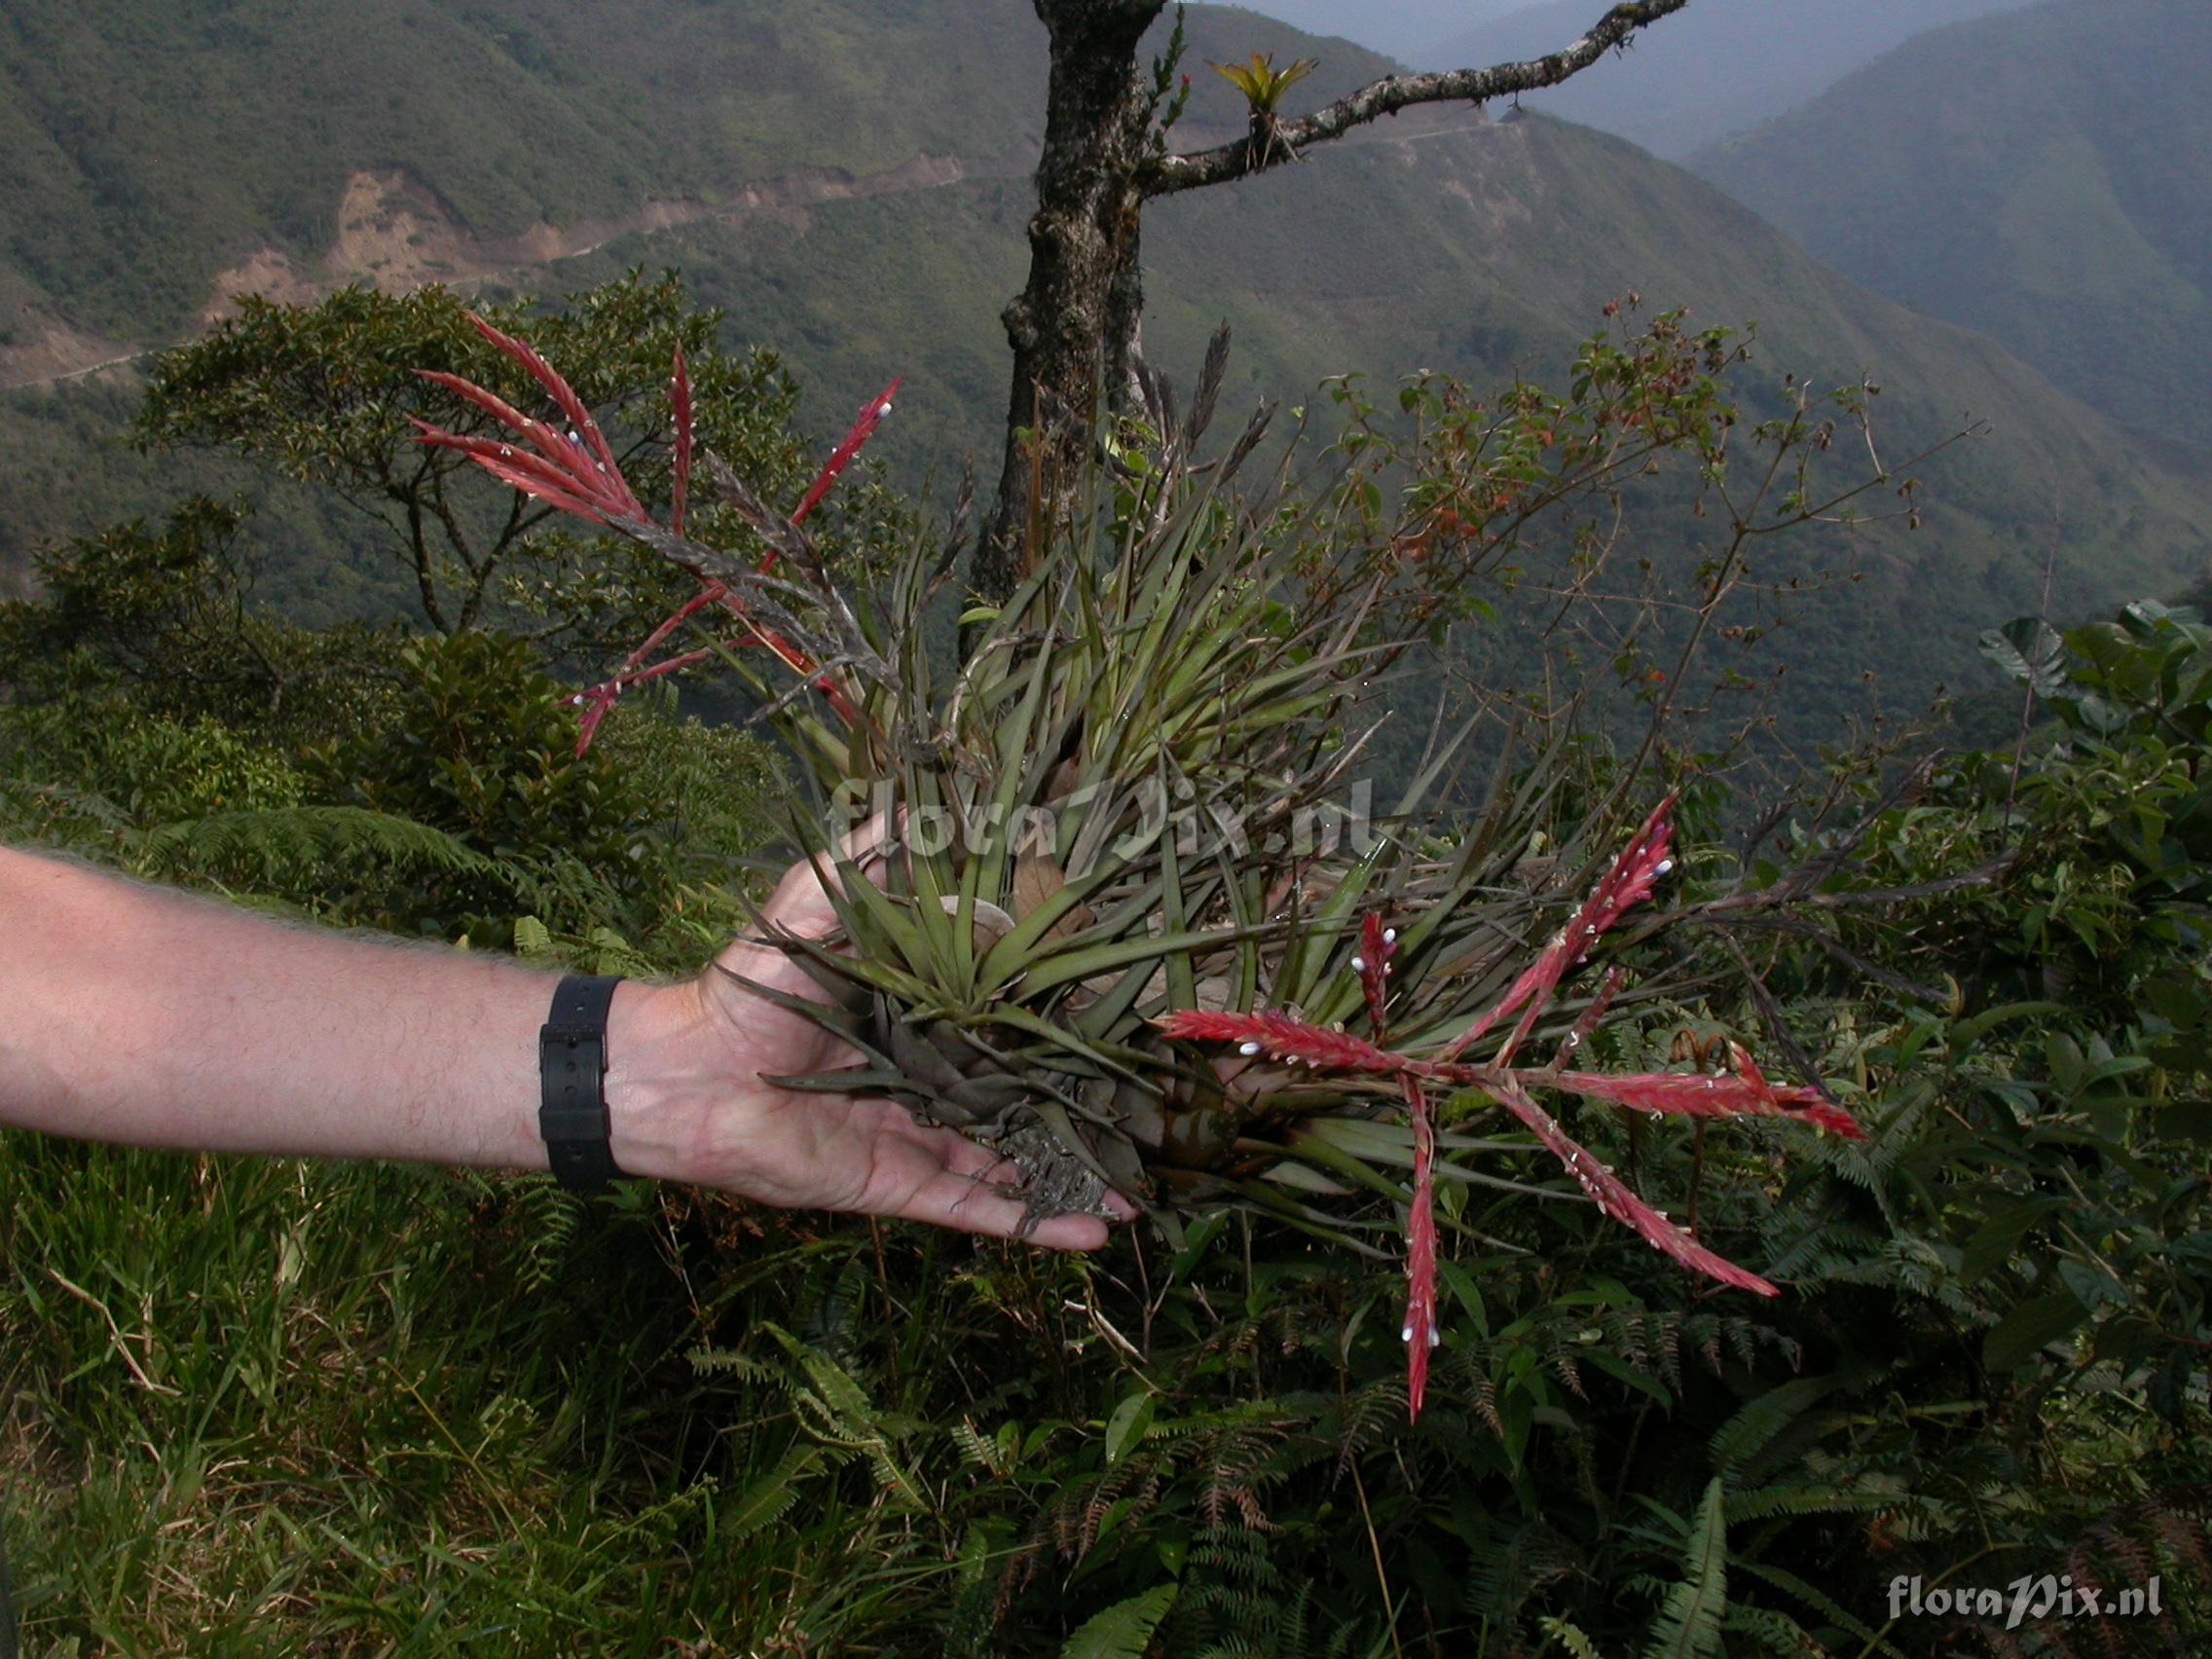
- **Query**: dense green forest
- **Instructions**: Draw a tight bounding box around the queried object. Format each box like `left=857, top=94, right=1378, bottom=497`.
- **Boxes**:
left=2, top=2, right=2210, bottom=1654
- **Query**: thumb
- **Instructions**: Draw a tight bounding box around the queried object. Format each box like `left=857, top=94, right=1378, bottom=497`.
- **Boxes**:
left=762, top=805, right=904, bottom=942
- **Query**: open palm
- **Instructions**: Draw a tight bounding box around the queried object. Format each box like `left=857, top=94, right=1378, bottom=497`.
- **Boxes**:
left=680, top=829, right=1121, bottom=1250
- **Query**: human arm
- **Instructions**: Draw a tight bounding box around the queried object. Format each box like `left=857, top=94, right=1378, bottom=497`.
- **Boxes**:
left=0, top=841, right=1116, bottom=1249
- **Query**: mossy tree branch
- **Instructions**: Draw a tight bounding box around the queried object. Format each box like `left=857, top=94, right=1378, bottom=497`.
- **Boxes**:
left=974, top=0, right=1691, bottom=607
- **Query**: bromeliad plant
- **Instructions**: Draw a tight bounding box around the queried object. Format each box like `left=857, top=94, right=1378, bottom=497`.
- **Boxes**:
left=415, top=319, right=1862, bottom=1421
left=1158, top=796, right=1861, bottom=1415
left=1206, top=52, right=1317, bottom=171
left=1207, top=51, right=1317, bottom=115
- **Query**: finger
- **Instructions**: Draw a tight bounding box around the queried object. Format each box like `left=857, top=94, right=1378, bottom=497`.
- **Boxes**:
left=871, top=1123, right=1117, bottom=1251
left=939, top=1134, right=1128, bottom=1236
left=837, top=804, right=903, bottom=866
left=875, top=1159, right=1111, bottom=1251
left=770, top=806, right=903, bottom=939
left=933, top=1124, right=1141, bottom=1223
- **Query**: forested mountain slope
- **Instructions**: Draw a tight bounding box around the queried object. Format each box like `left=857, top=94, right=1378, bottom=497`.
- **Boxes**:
left=0, top=0, right=1046, bottom=349
left=2, top=0, right=2204, bottom=735
left=1419, top=0, right=2041, bottom=159
left=1694, top=0, right=2212, bottom=451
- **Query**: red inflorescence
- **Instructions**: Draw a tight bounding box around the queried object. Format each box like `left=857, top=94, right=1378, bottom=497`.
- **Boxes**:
left=1442, top=794, right=1676, bottom=1065
left=1155, top=799, right=1858, bottom=1422
left=413, top=317, right=899, bottom=754
left=1153, top=1009, right=1404, bottom=1075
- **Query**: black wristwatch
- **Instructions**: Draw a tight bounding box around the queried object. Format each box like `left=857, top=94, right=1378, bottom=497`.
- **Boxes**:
left=538, top=974, right=627, bottom=1192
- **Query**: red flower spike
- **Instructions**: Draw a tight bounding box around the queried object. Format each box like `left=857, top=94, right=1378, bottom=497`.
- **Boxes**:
left=415, top=368, right=631, bottom=518
left=463, top=313, right=643, bottom=520
left=1550, top=967, right=1622, bottom=1073
left=424, top=375, right=594, bottom=513
left=572, top=689, right=618, bottom=755
left=414, top=369, right=550, bottom=450
left=1550, top=1046, right=1862, bottom=1139
left=570, top=635, right=768, bottom=755
left=412, top=424, right=619, bottom=524
left=1355, top=913, right=1396, bottom=1035
left=420, top=427, right=616, bottom=512
left=1444, top=795, right=1677, bottom=1064
left=413, top=341, right=645, bottom=527
left=626, top=580, right=732, bottom=674
left=1153, top=1009, right=1405, bottom=1075
left=789, top=377, right=903, bottom=535
left=1402, top=1077, right=1438, bottom=1421
left=1728, top=1043, right=1863, bottom=1138
left=1489, top=1077, right=1778, bottom=1296
left=412, top=317, right=882, bottom=752
left=670, top=347, right=694, bottom=536
left=1732, top=1043, right=1861, bottom=1136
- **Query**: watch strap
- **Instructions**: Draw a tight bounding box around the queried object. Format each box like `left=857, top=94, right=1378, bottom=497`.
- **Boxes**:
left=538, top=974, right=626, bottom=1192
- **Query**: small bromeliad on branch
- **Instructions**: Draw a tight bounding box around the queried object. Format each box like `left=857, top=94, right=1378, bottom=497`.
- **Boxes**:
left=1207, top=52, right=1316, bottom=169
left=414, top=317, right=1862, bottom=1426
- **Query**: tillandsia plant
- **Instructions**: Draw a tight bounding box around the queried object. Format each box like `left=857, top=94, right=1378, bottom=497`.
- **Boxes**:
left=415, top=318, right=1863, bottom=1421
left=1206, top=52, right=1316, bottom=171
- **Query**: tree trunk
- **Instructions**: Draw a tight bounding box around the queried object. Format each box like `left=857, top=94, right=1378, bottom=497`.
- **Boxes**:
left=974, top=0, right=1163, bottom=606
left=972, top=0, right=1690, bottom=608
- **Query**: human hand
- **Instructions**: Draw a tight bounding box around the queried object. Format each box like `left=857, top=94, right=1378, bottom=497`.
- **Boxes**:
left=606, top=819, right=1124, bottom=1249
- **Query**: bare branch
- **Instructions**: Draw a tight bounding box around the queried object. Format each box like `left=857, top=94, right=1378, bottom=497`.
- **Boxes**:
left=1143, top=0, right=1688, bottom=197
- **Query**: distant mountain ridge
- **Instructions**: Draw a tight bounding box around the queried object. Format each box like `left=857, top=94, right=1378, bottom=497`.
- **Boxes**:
left=1, top=0, right=2206, bottom=737
left=1693, top=0, right=2212, bottom=452
left=1419, top=0, right=2043, bottom=158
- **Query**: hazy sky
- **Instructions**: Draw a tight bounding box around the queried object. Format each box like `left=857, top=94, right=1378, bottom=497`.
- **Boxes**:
left=1226, top=0, right=1527, bottom=63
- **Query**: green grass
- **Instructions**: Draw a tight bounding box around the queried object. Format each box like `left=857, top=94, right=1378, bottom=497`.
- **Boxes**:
left=0, top=1133, right=1045, bottom=1654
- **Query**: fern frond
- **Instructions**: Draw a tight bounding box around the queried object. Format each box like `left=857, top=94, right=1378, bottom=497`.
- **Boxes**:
left=1720, top=1603, right=1823, bottom=1656
left=1059, top=1583, right=1178, bottom=1659
left=1334, top=1374, right=1409, bottom=1478
left=1733, top=1559, right=1898, bottom=1654
left=1642, top=1478, right=1727, bottom=1659
left=1722, top=1484, right=1896, bottom=1525
left=1539, top=1615, right=1604, bottom=1658
left=1709, top=1376, right=1840, bottom=1488
left=723, top=1446, right=824, bottom=1539
left=688, top=1346, right=779, bottom=1384
left=503, top=1176, right=584, bottom=1294
left=135, top=804, right=507, bottom=888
